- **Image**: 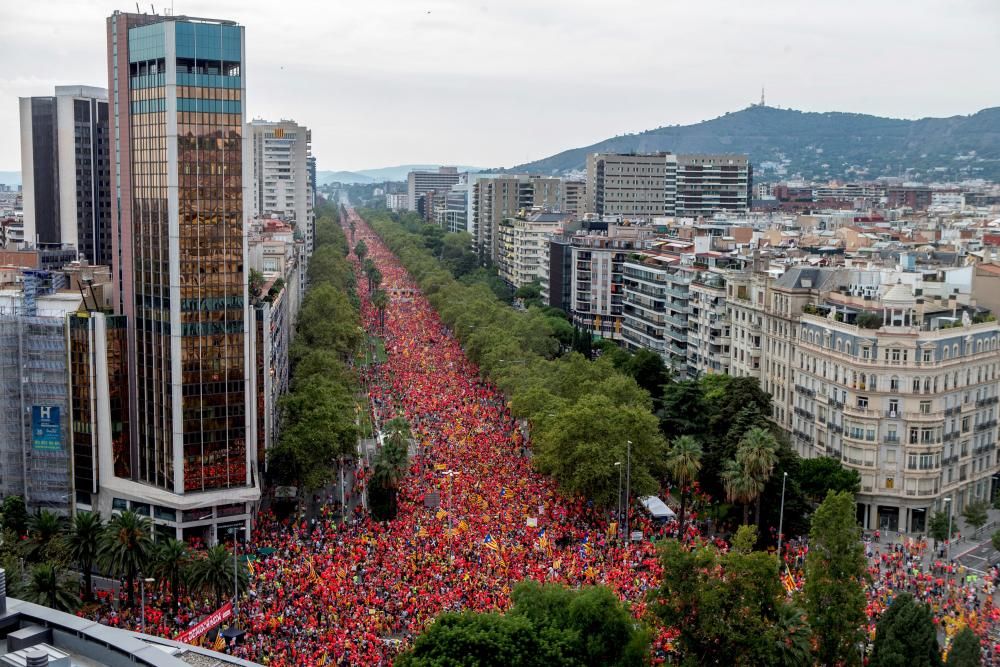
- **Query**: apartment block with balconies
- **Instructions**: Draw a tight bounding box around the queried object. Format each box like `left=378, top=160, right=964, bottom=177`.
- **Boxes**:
left=790, top=281, right=1000, bottom=534
left=622, top=254, right=674, bottom=358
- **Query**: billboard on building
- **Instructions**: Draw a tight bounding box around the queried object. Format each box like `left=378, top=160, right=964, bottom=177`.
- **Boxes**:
left=31, top=405, right=61, bottom=451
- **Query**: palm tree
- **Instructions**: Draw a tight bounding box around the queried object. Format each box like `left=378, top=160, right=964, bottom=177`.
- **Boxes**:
left=721, top=458, right=763, bottom=526
left=736, top=427, right=779, bottom=528
left=152, top=538, right=190, bottom=616
left=28, top=509, right=65, bottom=562
left=372, top=289, right=389, bottom=333
left=66, top=511, right=103, bottom=601
left=188, top=544, right=247, bottom=608
left=372, top=420, right=410, bottom=519
left=368, top=267, right=382, bottom=293
left=19, top=562, right=80, bottom=612
left=665, top=435, right=703, bottom=534
left=773, top=604, right=813, bottom=666
left=98, top=510, right=153, bottom=609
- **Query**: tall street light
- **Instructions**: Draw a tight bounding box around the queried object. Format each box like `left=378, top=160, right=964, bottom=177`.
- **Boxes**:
left=625, top=440, right=632, bottom=544
left=140, top=575, right=155, bottom=634
left=443, top=470, right=460, bottom=538
left=615, top=461, right=622, bottom=540
left=233, top=525, right=246, bottom=631
left=777, top=471, right=788, bottom=568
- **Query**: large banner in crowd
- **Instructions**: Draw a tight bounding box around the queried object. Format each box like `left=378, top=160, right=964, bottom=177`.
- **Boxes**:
left=175, top=602, right=233, bottom=644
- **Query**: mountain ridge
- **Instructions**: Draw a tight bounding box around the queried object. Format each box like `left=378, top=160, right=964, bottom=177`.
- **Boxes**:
left=505, top=105, right=1000, bottom=182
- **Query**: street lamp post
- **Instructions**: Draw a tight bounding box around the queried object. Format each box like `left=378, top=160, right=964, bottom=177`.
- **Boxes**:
left=140, top=575, right=154, bottom=634
left=945, top=497, right=953, bottom=561
left=443, top=470, right=460, bottom=536
left=615, top=461, right=622, bottom=540
left=777, top=471, right=788, bottom=568
left=340, top=458, right=347, bottom=523
left=233, top=525, right=246, bottom=630
left=625, top=440, right=632, bottom=544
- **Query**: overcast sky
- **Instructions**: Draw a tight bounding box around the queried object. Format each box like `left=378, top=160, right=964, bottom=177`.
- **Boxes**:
left=2, top=0, right=998, bottom=172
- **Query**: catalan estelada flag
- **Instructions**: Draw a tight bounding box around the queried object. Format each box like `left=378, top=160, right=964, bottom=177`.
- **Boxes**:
left=483, top=533, right=499, bottom=552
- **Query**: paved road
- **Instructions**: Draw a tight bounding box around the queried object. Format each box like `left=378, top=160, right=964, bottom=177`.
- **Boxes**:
left=956, top=537, right=1000, bottom=573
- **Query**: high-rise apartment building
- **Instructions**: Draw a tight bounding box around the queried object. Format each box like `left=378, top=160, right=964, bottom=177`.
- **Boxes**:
left=248, top=119, right=315, bottom=254
left=674, top=154, right=751, bottom=217
left=101, top=11, right=258, bottom=541
left=687, top=270, right=731, bottom=377
left=560, top=180, right=587, bottom=216
left=472, top=175, right=561, bottom=263
left=568, top=225, right=651, bottom=339
left=622, top=253, right=673, bottom=358
left=19, top=86, right=112, bottom=266
left=406, top=167, right=461, bottom=212
left=586, top=152, right=674, bottom=218
left=496, top=211, right=572, bottom=289
left=587, top=152, right=751, bottom=219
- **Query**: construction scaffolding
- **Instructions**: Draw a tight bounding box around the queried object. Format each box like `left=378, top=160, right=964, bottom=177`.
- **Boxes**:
left=0, top=313, right=72, bottom=515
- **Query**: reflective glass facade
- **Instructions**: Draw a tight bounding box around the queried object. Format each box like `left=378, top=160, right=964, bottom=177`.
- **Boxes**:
left=111, top=13, right=250, bottom=496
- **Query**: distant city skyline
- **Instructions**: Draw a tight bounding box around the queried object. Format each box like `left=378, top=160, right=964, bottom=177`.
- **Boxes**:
left=1, top=0, right=998, bottom=172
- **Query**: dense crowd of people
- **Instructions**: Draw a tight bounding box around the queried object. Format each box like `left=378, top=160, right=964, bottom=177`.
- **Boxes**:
left=82, top=208, right=1000, bottom=665
left=228, top=211, right=671, bottom=665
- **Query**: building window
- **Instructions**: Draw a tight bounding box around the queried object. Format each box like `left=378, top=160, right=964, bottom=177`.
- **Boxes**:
left=886, top=477, right=894, bottom=489
left=923, top=349, right=933, bottom=363
left=920, top=400, right=932, bottom=415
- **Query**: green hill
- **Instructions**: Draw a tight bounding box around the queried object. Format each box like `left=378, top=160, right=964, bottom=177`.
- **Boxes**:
left=508, top=105, right=1000, bottom=182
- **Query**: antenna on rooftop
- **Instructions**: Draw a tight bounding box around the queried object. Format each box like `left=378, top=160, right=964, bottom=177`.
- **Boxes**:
left=760, top=86, right=766, bottom=107
left=136, top=2, right=141, bottom=13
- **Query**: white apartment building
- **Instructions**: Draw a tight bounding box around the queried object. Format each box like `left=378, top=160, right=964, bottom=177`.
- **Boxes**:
left=385, top=193, right=409, bottom=211
left=687, top=270, right=731, bottom=377
left=497, top=212, right=571, bottom=289
left=726, top=268, right=766, bottom=379
left=663, top=266, right=694, bottom=375
left=793, top=300, right=999, bottom=533
left=407, top=167, right=461, bottom=212
left=248, top=119, right=315, bottom=255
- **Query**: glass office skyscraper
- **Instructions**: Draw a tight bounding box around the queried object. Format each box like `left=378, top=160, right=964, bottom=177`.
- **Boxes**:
left=103, top=11, right=258, bottom=541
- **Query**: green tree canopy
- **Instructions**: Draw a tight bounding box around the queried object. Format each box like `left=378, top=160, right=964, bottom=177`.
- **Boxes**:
left=650, top=528, right=809, bottom=666
left=803, top=491, right=868, bottom=667
left=870, top=593, right=942, bottom=667
left=98, top=510, right=154, bottom=609
left=1, top=495, right=29, bottom=536
left=398, top=581, right=648, bottom=667
left=66, top=511, right=103, bottom=602
left=929, top=511, right=958, bottom=543
left=17, top=562, right=80, bottom=613
left=946, top=627, right=982, bottom=666
left=798, top=457, right=861, bottom=503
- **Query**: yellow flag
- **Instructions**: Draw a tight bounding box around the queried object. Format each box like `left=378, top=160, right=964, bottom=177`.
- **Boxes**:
left=436, top=509, right=447, bottom=520
left=213, top=633, right=226, bottom=651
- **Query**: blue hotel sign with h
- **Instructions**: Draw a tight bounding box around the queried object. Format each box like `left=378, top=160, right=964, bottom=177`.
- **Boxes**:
left=31, top=405, right=61, bottom=451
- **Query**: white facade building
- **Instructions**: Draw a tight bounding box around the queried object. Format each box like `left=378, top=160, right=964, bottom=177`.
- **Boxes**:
left=248, top=119, right=315, bottom=255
